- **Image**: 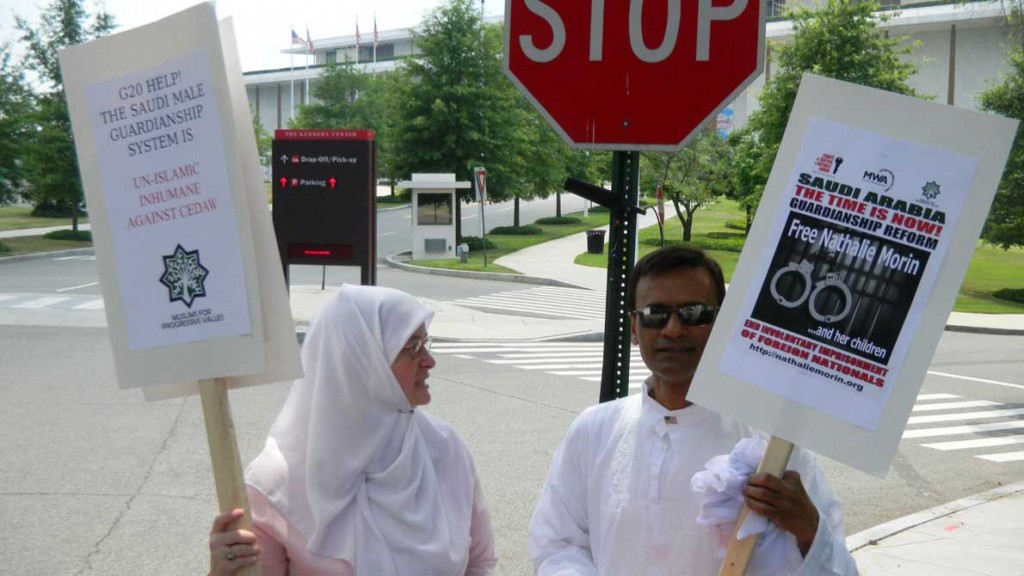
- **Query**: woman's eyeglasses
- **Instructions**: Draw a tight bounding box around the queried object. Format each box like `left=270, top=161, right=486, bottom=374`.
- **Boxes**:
left=402, top=335, right=433, bottom=358
left=630, top=304, right=718, bottom=329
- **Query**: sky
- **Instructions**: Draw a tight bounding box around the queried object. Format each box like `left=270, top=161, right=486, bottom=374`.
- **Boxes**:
left=1, top=0, right=506, bottom=72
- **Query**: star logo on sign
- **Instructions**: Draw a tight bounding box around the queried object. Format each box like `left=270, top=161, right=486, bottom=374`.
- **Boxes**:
left=922, top=181, right=941, bottom=200
left=159, top=244, right=210, bottom=308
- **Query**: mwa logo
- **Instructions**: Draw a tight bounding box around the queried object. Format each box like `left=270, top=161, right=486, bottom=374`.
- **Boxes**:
left=862, top=169, right=895, bottom=192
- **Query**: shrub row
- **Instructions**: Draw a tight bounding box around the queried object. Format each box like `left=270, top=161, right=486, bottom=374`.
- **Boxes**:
left=376, top=192, right=410, bottom=204
left=724, top=219, right=748, bottom=231
left=43, top=230, right=92, bottom=241
left=0, top=242, right=9, bottom=253
left=31, top=202, right=87, bottom=218
left=489, top=225, right=543, bottom=235
left=535, top=216, right=581, bottom=225
left=460, top=236, right=497, bottom=251
left=640, top=235, right=746, bottom=253
left=994, top=288, right=1024, bottom=304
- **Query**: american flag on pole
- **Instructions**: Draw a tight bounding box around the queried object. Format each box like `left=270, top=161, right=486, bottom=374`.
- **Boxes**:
left=355, top=21, right=362, bottom=48
left=373, top=15, right=378, bottom=49
left=306, top=26, right=314, bottom=52
left=291, top=28, right=305, bottom=47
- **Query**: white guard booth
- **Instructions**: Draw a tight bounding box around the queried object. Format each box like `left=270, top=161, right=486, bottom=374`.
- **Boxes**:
left=399, top=173, right=471, bottom=260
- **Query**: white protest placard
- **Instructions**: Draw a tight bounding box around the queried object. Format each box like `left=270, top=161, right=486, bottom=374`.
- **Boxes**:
left=690, top=74, right=1017, bottom=476
left=60, top=3, right=301, bottom=392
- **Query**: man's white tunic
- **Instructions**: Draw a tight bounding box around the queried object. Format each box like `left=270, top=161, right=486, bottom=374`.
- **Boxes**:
left=529, top=386, right=859, bottom=575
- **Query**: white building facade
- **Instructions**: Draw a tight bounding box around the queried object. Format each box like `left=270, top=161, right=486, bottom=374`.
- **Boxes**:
left=244, top=2, right=1013, bottom=140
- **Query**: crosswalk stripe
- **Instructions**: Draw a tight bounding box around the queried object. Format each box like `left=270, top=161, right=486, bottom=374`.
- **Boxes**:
left=911, top=400, right=1001, bottom=412
left=908, top=407, right=1024, bottom=425
left=458, top=294, right=601, bottom=313
left=434, top=341, right=1023, bottom=465
left=12, top=296, right=70, bottom=309
left=903, top=420, right=1024, bottom=439
left=518, top=363, right=612, bottom=370
left=488, top=357, right=610, bottom=364
left=456, top=297, right=599, bottom=314
left=494, top=352, right=607, bottom=359
left=433, top=342, right=600, bottom=348
left=435, top=346, right=603, bottom=354
left=449, top=287, right=605, bottom=320
left=922, top=436, right=1024, bottom=451
left=72, top=299, right=105, bottom=310
left=915, top=393, right=962, bottom=401
left=978, top=451, right=1024, bottom=463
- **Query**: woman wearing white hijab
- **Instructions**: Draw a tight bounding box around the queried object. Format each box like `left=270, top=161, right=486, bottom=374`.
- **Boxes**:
left=208, top=284, right=497, bottom=575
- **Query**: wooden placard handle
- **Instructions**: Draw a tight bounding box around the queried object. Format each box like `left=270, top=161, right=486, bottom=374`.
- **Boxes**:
left=718, top=435, right=795, bottom=576
left=199, top=378, right=262, bottom=576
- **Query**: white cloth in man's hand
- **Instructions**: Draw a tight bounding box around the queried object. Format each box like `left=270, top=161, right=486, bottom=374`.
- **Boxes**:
left=690, top=435, right=803, bottom=575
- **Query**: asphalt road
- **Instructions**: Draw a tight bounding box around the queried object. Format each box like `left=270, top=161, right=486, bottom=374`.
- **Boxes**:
left=1, top=317, right=1022, bottom=575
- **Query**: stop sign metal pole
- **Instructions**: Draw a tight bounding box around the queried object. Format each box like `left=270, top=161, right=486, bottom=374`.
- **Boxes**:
left=600, top=151, right=641, bottom=402
left=565, top=153, right=643, bottom=403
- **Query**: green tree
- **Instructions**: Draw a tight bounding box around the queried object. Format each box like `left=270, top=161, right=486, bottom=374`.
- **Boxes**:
left=979, top=45, right=1024, bottom=249
left=291, top=59, right=412, bottom=195
left=724, top=129, right=769, bottom=232
left=0, top=44, right=34, bottom=205
left=15, top=0, right=116, bottom=230
left=503, top=103, right=567, bottom=226
left=252, top=109, right=272, bottom=170
left=391, top=0, right=522, bottom=240
left=640, top=125, right=732, bottom=241
left=291, top=59, right=373, bottom=128
left=743, top=0, right=919, bottom=210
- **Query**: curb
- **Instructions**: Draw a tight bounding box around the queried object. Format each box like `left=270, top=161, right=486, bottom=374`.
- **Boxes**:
left=942, top=323, right=1024, bottom=336
left=383, top=251, right=589, bottom=290
left=846, top=480, right=1024, bottom=552
left=0, top=247, right=94, bottom=264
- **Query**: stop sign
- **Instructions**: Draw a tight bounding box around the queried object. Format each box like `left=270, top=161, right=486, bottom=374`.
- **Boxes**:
left=504, top=0, right=764, bottom=151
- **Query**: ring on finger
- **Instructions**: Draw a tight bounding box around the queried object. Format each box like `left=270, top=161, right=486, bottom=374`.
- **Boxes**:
left=225, top=547, right=236, bottom=561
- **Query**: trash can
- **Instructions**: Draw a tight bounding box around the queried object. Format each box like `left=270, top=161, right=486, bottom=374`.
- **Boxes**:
left=585, top=229, right=606, bottom=254
left=458, top=243, right=470, bottom=263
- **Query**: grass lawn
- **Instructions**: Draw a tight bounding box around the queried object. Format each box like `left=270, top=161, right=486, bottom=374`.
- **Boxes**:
left=407, top=211, right=610, bottom=273
left=0, top=235, right=92, bottom=256
left=0, top=205, right=89, bottom=231
left=955, top=244, right=1024, bottom=313
left=574, top=198, right=1024, bottom=314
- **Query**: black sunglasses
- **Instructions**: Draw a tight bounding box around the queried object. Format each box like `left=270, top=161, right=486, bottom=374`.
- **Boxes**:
left=631, top=304, right=719, bottom=329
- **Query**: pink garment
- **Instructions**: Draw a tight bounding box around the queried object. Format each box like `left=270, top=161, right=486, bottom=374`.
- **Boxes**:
left=249, top=466, right=497, bottom=575
left=249, top=486, right=353, bottom=576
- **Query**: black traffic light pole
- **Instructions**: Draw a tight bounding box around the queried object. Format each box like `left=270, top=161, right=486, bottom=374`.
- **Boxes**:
left=565, top=150, right=643, bottom=403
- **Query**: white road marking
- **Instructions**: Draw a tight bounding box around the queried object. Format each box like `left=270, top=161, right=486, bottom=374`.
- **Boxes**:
left=927, top=370, right=1024, bottom=391
left=57, top=282, right=99, bottom=292
left=12, top=296, right=70, bottom=309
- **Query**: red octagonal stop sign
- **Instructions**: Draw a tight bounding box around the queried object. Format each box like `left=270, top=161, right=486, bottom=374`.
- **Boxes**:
left=504, top=0, right=764, bottom=151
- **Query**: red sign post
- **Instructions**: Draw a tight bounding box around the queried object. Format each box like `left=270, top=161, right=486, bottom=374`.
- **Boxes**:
left=504, top=0, right=764, bottom=151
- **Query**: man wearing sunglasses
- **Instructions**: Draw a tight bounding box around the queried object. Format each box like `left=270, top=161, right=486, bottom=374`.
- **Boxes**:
left=529, top=246, right=858, bottom=575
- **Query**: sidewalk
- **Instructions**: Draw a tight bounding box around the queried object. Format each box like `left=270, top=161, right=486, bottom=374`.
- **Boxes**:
left=0, top=222, right=91, bottom=239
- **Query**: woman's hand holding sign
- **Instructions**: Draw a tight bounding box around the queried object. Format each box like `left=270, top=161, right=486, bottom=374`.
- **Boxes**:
left=208, top=508, right=261, bottom=576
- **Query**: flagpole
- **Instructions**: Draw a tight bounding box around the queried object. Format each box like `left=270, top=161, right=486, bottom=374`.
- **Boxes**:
left=289, top=52, right=294, bottom=119
left=304, top=23, right=310, bottom=106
